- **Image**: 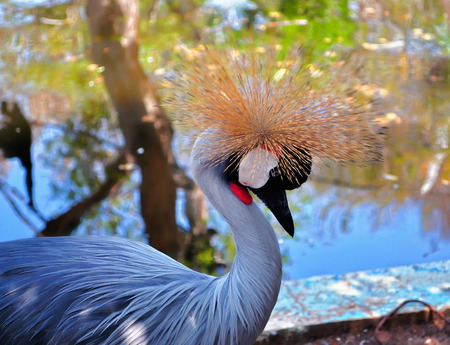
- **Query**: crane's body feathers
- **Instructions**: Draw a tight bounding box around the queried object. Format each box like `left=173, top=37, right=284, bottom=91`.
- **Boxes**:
left=1, top=236, right=209, bottom=345
left=0, top=159, right=283, bottom=345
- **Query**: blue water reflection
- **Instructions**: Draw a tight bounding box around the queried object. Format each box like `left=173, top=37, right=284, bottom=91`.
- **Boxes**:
left=280, top=183, right=450, bottom=280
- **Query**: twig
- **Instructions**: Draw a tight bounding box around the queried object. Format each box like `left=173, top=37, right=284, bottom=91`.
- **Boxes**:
left=0, top=180, right=41, bottom=236
left=0, top=176, right=46, bottom=221
left=374, top=299, right=450, bottom=343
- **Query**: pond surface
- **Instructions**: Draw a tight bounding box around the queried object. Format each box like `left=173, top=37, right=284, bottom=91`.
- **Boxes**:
left=281, top=181, right=449, bottom=279
left=0, top=1, right=449, bottom=280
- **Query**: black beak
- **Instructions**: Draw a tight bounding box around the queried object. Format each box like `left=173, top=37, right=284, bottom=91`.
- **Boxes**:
left=250, top=176, right=295, bottom=237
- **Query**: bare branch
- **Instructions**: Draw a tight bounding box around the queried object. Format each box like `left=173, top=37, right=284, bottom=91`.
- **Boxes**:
left=41, top=151, right=130, bottom=237
left=0, top=178, right=41, bottom=235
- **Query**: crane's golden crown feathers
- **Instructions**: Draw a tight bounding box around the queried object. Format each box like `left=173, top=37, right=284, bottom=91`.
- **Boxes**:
left=169, top=46, right=382, bottom=183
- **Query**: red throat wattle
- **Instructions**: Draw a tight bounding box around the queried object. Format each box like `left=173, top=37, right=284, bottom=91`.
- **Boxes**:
left=229, top=181, right=252, bottom=205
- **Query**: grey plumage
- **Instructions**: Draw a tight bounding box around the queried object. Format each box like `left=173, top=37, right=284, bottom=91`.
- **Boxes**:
left=0, top=142, right=283, bottom=345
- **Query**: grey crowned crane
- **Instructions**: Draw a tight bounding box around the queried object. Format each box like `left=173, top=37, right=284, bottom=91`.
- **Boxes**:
left=0, top=47, right=381, bottom=345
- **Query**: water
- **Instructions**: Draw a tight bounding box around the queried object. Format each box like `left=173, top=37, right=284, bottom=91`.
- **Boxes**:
left=281, top=182, right=449, bottom=279
left=0, top=0, right=449, bottom=279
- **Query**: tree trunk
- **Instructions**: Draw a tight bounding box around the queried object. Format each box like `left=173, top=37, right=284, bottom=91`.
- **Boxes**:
left=443, top=1, right=450, bottom=26
left=86, top=0, right=180, bottom=258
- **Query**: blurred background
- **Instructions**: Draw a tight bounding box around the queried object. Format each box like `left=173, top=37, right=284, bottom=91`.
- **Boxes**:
left=0, top=0, right=449, bottom=280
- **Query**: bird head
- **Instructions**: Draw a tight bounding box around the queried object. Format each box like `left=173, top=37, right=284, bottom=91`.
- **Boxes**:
left=169, top=46, right=382, bottom=236
left=222, top=145, right=311, bottom=236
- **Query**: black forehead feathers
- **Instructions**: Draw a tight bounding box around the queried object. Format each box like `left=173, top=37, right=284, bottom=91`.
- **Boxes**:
left=224, top=153, right=240, bottom=182
left=279, top=146, right=312, bottom=190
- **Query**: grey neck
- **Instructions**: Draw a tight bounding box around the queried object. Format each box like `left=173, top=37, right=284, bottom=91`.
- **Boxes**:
left=191, top=145, right=282, bottom=342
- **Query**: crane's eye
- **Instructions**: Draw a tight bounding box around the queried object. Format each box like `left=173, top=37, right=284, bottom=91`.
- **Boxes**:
left=270, top=168, right=280, bottom=178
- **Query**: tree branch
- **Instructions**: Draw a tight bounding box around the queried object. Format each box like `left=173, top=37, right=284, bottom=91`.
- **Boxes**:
left=41, top=152, right=130, bottom=237
left=0, top=177, right=41, bottom=235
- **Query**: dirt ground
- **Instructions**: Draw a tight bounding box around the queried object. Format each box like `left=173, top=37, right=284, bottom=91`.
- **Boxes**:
left=302, top=322, right=450, bottom=345
left=257, top=322, right=449, bottom=345
left=256, top=308, right=450, bottom=345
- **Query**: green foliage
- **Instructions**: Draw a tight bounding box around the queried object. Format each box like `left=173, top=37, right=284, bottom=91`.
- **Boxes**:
left=279, top=0, right=300, bottom=18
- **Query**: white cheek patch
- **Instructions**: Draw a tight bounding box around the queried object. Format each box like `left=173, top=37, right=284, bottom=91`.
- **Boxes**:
left=239, top=147, right=279, bottom=189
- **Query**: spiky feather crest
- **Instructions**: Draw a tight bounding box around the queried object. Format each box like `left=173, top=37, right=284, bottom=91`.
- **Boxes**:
left=169, top=46, right=382, bottom=183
